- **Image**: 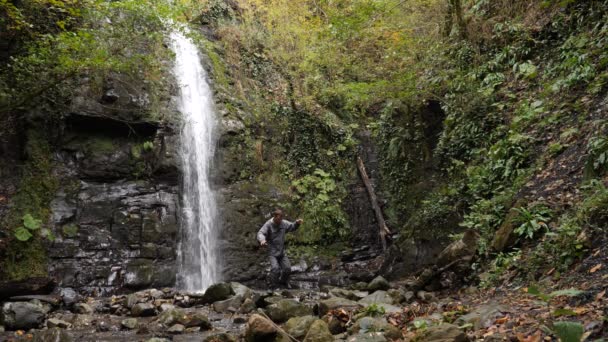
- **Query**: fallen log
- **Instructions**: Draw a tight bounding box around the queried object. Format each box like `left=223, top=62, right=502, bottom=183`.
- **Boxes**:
left=356, top=156, right=390, bottom=251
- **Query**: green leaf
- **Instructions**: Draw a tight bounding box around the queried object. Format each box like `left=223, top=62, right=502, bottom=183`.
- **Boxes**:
left=23, top=214, right=41, bottom=230
left=549, top=289, right=584, bottom=298
left=15, top=227, right=33, bottom=241
left=553, top=308, right=577, bottom=317
left=62, top=224, right=79, bottom=238
left=552, top=321, right=584, bottom=342
left=40, top=228, right=55, bottom=242
left=413, top=319, right=428, bottom=330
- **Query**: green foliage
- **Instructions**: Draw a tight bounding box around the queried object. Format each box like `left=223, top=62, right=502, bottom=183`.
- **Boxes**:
left=290, top=169, right=350, bottom=244
left=359, top=304, right=386, bottom=318
left=62, top=224, right=79, bottom=238
left=13, top=214, right=42, bottom=242
left=527, top=285, right=583, bottom=302
left=512, top=204, right=552, bottom=240
left=552, top=321, right=584, bottom=342
left=586, top=135, right=608, bottom=176
left=142, top=141, right=154, bottom=151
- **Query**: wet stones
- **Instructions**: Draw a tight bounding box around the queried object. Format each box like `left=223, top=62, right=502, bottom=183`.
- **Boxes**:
left=201, top=282, right=235, bottom=304
left=245, top=313, right=280, bottom=342
left=0, top=301, right=51, bottom=330
left=367, top=276, right=390, bottom=292
left=131, top=302, right=156, bottom=317
left=265, top=299, right=313, bottom=323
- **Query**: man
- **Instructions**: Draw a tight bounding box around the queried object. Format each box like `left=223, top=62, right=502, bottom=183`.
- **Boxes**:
left=257, top=209, right=303, bottom=288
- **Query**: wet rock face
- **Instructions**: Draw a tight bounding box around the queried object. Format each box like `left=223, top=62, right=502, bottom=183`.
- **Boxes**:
left=47, top=77, right=180, bottom=295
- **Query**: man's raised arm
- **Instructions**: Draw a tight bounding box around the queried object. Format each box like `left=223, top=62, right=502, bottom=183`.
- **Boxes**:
left=286, top=219, right=304, bottom=232
left=257, top=223, right=269, bottom=245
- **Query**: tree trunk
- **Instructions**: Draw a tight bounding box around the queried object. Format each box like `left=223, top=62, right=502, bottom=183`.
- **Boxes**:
left=356, top=156, right=390, bottom=251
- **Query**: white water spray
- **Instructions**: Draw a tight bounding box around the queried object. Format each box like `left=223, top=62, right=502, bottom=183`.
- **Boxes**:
left=170, top=29, right=220, bottom=291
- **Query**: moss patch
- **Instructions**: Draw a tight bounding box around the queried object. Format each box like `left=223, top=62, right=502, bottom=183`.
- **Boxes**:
left=1, top=129, right=58, bottom=280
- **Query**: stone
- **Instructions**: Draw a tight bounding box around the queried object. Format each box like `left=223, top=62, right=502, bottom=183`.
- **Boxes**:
left=367, top=276, right=390, bottom=291
left=147, top=339, right=171, bottom=342
left=359, top=291, right=394, bottom=305
left=213, top=295, right=244, bottom=313
left=455, top=304, right=509, bottom=330
left=405, top=291, right=415, bottom=302
left=47, top=318, right=72, bottom=329
left=415, top=323, right=468, bottom=342
left=126, top=294, right=140, bottom=309
left=318, top=297, right=362, bottom=316
left=178, top=311, right=211, bottom=329
left=0, top=301, right=51, bottom=330
left=32, top=328, right=72, bottom=342
left=60, top=288, right=79, bottom=308
left=202, top=282, right=235, bottom=304
left=330, top=288, right=368, bottom=301
left=240, top=298, right=257, bottom=314
left=156, top=308, right=183, bottom=326
left=387, top=289, right=405, bottom=304
left=303, top=319, right=333, bottom=342
left=168, top=323, right=185, bottom=333
left=265, top=299, right=313, bottom=323
left=417, top=291, right=436, bottom=302
left=72, top=314, right=95, bottom=328
left=349, top=317, right=401, bottom=340
left=284, top=315, right=317, bottom=339
left=121, top=318, right=138, bottom=329
left=231, top=282, right=253, bottom=298
left=245, top=313, right=278, bottom=342
left=74, top=303, right=93, bottom=314
left=160, top=303, right=175, bottom=312
left=132, top=302, right=156, bottom=317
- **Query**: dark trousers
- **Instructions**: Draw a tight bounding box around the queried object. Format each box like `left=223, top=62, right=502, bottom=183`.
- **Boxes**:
left=269, top=254, right=291, bottom=287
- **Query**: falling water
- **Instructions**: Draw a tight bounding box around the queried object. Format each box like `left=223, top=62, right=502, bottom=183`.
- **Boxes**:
left=170, top=29, right=220, bottom=291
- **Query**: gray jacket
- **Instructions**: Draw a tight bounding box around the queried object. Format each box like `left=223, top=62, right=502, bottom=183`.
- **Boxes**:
left=257, top=219, right=300, bottom=257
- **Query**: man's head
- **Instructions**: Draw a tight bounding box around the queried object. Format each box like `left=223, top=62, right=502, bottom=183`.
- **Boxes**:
left=272, top=208, right=283, bottom=225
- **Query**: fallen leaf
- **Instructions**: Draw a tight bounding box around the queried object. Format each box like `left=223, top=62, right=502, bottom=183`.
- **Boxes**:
left=596, top=290, right=605, bottom=300
left=573, top=307, right=587, bottom=315
left=590, top=264, right=602, bottom=273
left=495, top=316, right=509, bottom=324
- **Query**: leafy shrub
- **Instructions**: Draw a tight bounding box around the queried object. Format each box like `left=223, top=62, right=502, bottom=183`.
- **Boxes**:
left=512, top=204, right=552, bottom=240
left=586, top=136, right=608, bottom=176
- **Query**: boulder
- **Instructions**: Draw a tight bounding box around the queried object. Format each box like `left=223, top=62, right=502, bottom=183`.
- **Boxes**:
left=367, top=276, right=390, bottom=291
left=168, top=323, right=185, bottom=334
left=47, top=318, right=72, bottom=329
left=0, top=301, right=51, bottom=330
left=284, top=315, right=317, bottom=339
left=415, top=323, right=468, bottom=342
left=74, top=303, right=93, bottom=314
left=245, top=313, right=278, bottom=342
left=121, top=318, right=138, bottom=330
left=132, top=302, right=156, bottom=317
left=318, top=297, right=362, bottom=316
left=156, top=308, right=183, bottom=326
left=303, top=319, right=333, bottom=342
left=231, top=282, right=253, bottom=298
left=178, top=311, right=211, bottom=329
left=266, top=299, right=312, bottom=323
left=349, top=317, right=401, bottom=340
left=59, top=288, right=79, bottom=308
left=455, top=304, right=509, bottom=330
left=387, top=289, right=405, bottom=304
left=329, top=288, right=368, bottom=301
left=240, top=298, right=257, bottom=314
left=202, top=283, right=235, bottom=304
left=213, top=295, right=244, bottom=313
left=359, top=291, right=394, bottom=305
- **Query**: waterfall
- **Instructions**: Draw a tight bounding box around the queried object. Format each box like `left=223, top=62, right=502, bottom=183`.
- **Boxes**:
left=170, top=29, right=220, bottom=292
